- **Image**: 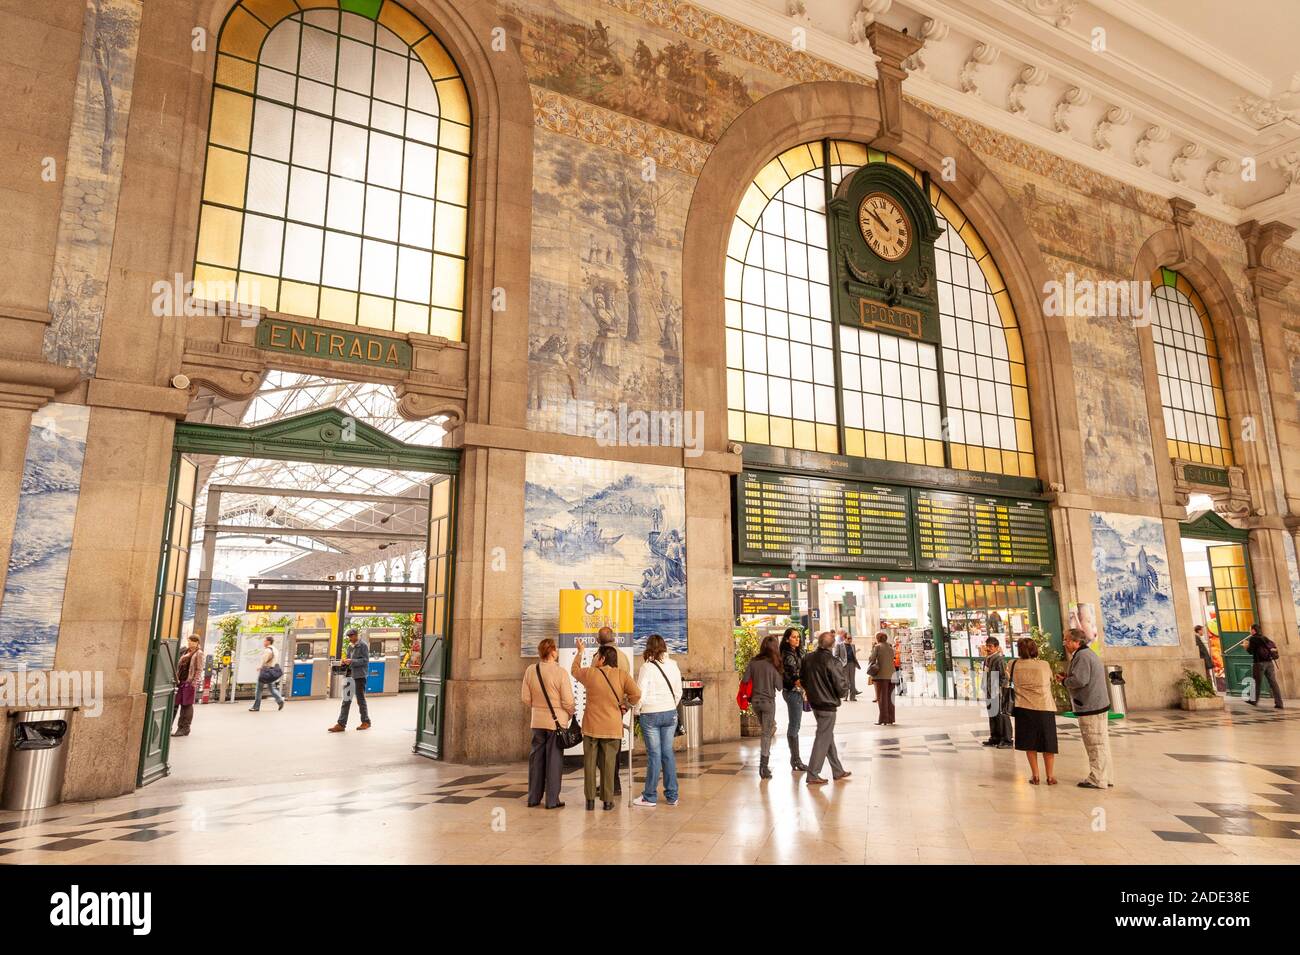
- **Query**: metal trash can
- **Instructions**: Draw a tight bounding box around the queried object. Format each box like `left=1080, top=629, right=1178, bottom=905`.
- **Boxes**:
left=1106, top=665, right=1127, bottom=718
left=329, top=665, right=350, bottom=699
left=2, top=709, right=73, bottom=811
left=681, top=680, right=704, bottom=749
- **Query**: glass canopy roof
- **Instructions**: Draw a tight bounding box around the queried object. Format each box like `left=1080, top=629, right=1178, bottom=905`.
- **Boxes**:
left=187, top=371, right=448, bottom=584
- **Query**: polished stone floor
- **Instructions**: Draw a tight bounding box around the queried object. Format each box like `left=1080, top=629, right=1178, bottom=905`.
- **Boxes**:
left=2, top=692, right=1297, bottom=865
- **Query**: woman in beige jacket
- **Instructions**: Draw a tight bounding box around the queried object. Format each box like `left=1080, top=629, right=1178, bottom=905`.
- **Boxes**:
left=520, top=638, right=574, bottom=809
left=572, top=640, right=641, bottom=811
left=1008, top=637, right=1058, bottom=785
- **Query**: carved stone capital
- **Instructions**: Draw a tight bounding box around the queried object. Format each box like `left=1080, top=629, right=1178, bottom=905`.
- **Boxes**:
left=1237, top=219, right=1296, bottom=303
left=865, top=22, right=923, bottom=150
left=0, top=352, right=83, bottom=412
left=1167, top=197, right=1197, bottom=270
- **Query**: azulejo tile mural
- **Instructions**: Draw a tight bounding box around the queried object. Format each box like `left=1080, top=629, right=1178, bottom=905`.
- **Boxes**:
left=1090, top=512, right=1179, bottom=648
left=503, top=0, right=853, bottom=144
left=526, top=127, right=689, bottom=436
left=43, top=0, right=142, bottom=376
left=521, top=453, right=686, bottom=657
left=0, top=404, right=91, bottom=671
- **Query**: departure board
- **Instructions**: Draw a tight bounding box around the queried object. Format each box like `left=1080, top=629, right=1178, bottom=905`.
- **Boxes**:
left=736, top=471, right=912, bottom=568
left=914, top=490, right=1052, bottom=575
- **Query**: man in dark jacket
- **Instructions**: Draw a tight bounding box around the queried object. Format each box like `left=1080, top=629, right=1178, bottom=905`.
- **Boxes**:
left=780, top=628, right=808, bottom=771
left=329, top=628, right=371, bottom=732
left=981, top=636, right=1012, bottom=748
left=1244, top=624, right=1284, bottom=709
left=799, top=631, right=851, bottom=785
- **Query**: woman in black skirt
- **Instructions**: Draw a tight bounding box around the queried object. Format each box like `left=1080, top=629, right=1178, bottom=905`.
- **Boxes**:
left=1009, top=637, right=1058, bottom=785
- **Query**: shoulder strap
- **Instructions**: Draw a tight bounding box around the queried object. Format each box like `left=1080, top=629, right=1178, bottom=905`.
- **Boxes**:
left=534, top=664, right=564, bottom=731
left=652, top=661, right=678, bottom=704
left=597, top=666, right=623, bottom=705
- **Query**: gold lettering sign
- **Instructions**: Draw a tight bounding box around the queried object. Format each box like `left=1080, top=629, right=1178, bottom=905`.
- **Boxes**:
left=255, top=318, right=413, bottom=369
left=855, top=298, right=924, bottom=340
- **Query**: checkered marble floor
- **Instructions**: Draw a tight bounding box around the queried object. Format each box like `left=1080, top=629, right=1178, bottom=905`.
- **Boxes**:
left=1, top=698, right=1296, bottom=865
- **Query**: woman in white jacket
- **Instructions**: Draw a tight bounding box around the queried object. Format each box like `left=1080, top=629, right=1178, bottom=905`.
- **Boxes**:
left=632, top=634, right=684, bottom=808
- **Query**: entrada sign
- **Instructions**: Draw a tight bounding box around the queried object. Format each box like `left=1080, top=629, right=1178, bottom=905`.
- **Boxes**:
left=256, top=318, right=412, bottom=370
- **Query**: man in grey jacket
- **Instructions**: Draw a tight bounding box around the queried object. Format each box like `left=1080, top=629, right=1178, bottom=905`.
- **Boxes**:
left=1060, top=628, right=1111, bottom=789
left=329, top=628, right=371, bottom=732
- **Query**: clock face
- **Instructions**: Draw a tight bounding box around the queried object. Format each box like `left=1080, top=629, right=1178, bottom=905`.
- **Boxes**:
left=858, top=192, right=912, bottom=262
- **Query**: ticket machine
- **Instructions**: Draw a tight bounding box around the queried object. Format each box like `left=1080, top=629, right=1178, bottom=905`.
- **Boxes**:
left=361, top=628, right=402, bottom=696
left=287, top=628, right=331, bottom=700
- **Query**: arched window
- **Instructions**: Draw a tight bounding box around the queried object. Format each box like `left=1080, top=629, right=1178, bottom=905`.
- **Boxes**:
left=195, top=0, right=470, bottom=340
left=1149, top=268, right=1232, bottom=466
left=725, top=141, right=1034, bottom=478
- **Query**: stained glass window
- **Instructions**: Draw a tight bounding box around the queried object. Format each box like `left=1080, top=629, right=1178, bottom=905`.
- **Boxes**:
left=196, top=0, right=470, bottom=340
left=1149, top=268, right=1233, bottom=466
left=725, top=140, right=1035, bottom=479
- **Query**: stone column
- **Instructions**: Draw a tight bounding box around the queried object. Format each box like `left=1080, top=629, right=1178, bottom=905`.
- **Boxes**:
left=1238, top=220, right=1300, bottom=689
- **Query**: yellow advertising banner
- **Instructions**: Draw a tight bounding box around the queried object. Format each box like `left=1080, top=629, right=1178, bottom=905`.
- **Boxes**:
left=558, top=589, right=633, bottom=645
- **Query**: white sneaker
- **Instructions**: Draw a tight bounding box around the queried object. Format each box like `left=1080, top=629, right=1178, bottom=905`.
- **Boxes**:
left=632, top=795, right=657, bottom=808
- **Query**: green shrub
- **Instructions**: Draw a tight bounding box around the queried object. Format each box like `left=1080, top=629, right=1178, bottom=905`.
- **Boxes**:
left=1177, top=668, right=1216, bottom=699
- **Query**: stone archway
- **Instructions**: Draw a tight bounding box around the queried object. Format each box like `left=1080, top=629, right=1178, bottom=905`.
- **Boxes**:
left=1130, top=219, right=1275, bottom=518
left=681, top=80, right=1081, bottom=493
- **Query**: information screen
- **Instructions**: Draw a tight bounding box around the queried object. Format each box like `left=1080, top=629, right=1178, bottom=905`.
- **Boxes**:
left=914, top=490, right=1053, bottom=575
left=736, top=471, right=912, bottom=569
left=735, top=472, right=1054, bottom=576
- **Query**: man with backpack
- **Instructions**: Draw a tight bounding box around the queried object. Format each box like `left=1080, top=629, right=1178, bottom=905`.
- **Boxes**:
left=1244, top=624, right=1285, bottom=709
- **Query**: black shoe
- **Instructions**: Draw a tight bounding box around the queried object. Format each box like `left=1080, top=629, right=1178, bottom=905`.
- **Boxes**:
left=527, top=801, right=541, bottom=808
left=1246, top=699, right=1258, bottom=706
left=791, top=761, right=808, bottom=772
left=1077, top=780, right=1104, bottom=789
left=586, top=800, right=595, bottom=811
left=278, top=700, right=284, bottom=711
left=546, top=802, right=565, bottom=809
left=602, top=801, right=615, bottom=811
left=981, top=739, right=998, bottom=746
left=996, top=742, right=1013, bottom=749
left=759, top=767, right=773, bottom=780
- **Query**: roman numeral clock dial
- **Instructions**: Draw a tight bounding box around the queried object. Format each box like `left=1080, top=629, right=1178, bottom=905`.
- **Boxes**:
left=857, top=192, right=912, bottom=262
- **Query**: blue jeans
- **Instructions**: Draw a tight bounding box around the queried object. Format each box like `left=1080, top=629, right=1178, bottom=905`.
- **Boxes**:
left=639, top=709, right=679, bottom=804
left=252, top=679, right=283, bottom=710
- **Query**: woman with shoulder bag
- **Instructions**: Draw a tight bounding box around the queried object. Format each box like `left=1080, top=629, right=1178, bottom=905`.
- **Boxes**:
left=632, top=634, right=684, bottom=808
left=1010, top=637, right=1058, bottom=785
left=572, top=640, right=642, bottom=811
left=520, top=638, right=575, bottom=809
left=740, top=635, right=784, bottom=780
left=173, top=635, right=204, bottom=737
left=249, top=635, right=284, bottom=712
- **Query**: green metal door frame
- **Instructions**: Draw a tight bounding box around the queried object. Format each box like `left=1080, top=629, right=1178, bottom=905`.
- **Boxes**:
left=139, top=408, right=460, bottom=787
left=1179, top=512, right=1259, bottom=697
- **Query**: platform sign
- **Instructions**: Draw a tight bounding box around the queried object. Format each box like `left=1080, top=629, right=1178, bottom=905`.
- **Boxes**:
left=346, top=589, right=424, bottom=614
left=245, top=588, right=337, bottom=613
left=734, top=591, right=793, bottom=616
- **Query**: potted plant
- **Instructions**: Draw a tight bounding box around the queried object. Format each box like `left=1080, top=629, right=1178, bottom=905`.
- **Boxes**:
left=1176, top=668, right=1223, bottom=711
left=733, top=619, right=762, bottom=737
left=1029, top=626, right=1071, bottom=711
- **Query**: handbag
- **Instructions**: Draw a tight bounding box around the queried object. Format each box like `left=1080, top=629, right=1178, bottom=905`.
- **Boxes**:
left=535, top=664, right=582, bottom=749
left=258, top=664, right=283, bottom=683
left=651, top=661, right=687, bottom=738
left=866, top=656, right=880, bottom=678
left=1001, top=660, right=1018, bottom=714
left=176, top=682, right=196, bottom=706
left=736, top=679, right=753, bottom=711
